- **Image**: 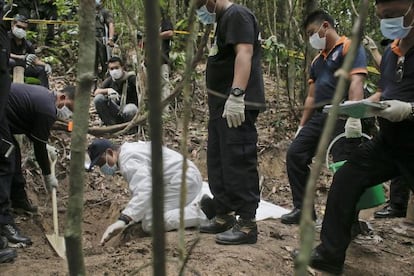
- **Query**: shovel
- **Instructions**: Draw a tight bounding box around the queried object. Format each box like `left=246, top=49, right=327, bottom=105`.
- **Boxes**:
left=45, top=146, right=66, bottom=259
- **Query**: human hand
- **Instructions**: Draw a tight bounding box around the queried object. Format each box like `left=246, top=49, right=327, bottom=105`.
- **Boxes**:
left=46, top=144, right=58, bottom=162
left=107, top=39, right=115, bottom=47
left=44, top=174, right=58, bottom=192
left=100, top=220, right=126, bottom=245
left=222, top=94, right=245, bottom=128
left=44, top=63, right=52, bottom=74
left=362, top=36, right=377, bottom=50
left=107, top=88, right=120, bottom=102
left=294, top=126, right=303, bottom=138
left=345, top=118, right=362, bottom=138
left=25, top=54, right=37, bottom=66
left=375, top=100, right=412, bottom=122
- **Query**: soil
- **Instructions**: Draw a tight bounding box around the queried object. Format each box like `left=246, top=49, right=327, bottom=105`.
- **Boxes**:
left=1, top=73, right=413, bottom=276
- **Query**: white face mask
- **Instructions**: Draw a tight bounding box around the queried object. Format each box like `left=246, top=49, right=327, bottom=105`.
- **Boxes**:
left=109, top=68, right=123, bottom=80
left=12, top=26, right=26, bottom=39
left=57, top=105, right=73, bottom=120
left=380, top=3, right=414, bottom=39
left=309, top=24, right=326, bottom=50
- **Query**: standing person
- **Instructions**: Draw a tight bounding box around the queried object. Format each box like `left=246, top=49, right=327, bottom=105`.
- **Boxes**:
left=95, top=0, right=115, bottom=79
left=86, top=139, right=205, bottom=245
left=362, top=36, right=410, bottom=219
left=93, top=56, right=138, bottom=126
left=8, top=14, right=52, bottom=88
left=7, top=83, right=75, bottom=215
left=281, top=10, right=367, bottom=225
left=195, top=0, right=265, bottom=245
left=160, top=9, right=174, bottom=113
left=302, top=0, right=414, bottom=274
left=0, top=0, right=19, bottom=263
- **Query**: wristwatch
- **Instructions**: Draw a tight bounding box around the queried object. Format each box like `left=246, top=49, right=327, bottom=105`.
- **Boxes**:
left=118, top=213, right=131, bottom=225
left=230, top=87, right=245, bottom=97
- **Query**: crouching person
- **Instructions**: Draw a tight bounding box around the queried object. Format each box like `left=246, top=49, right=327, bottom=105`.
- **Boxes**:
left=93, top=56, right=138, bottom=126
left=86, top=139, right=206, bottom=245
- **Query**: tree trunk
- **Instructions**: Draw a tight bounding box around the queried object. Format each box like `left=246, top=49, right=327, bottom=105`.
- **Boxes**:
left=65, top=0, right=96, bottom=275
left=143, top=1, right=166, bottom=275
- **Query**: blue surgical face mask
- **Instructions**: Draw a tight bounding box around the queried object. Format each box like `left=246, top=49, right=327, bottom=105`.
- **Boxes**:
left=100, top=152, right=118, bottom=176
left=380, top=4, right=414, bottom=39
left=196, top=5, right=216, bottom=25
left=100, top=163, right=118, bottom=176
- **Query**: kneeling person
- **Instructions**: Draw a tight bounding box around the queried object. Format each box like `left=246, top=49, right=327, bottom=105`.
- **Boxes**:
left=87, top=139, right=205, bottom=245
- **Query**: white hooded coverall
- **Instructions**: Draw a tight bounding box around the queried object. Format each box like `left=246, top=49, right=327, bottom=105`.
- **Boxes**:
left=119, top=141, right=205, bottom=232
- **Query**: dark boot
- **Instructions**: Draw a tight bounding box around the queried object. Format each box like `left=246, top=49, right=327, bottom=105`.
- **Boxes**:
left=281, top=208, right=317, bottom=225
left=292, top=248, right=344, bottom=275
left=0, top=248, right=17, bottom=263
left=1, top=224, right=32, bottom=247
left=215, top=218, right=258, bottom=245
left=374, top=204, right=406, bottom=218
left=200, top=195, right=216, bottom=220
left=11, top=192, right=38, bottom=213
left=200, top=212, right=236, bottom=234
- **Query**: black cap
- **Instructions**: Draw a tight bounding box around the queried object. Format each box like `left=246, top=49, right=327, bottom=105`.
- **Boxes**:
left=87, top=139, right=113, bottom=170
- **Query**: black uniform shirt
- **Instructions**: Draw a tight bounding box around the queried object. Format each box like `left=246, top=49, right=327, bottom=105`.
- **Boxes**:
left=206, top=4, right=265, bottom=119
left=7, top=83, right=56, bottom=143
left=8, top=32, right=35, bottom=56
left=101, top=73, right=138, bottom=106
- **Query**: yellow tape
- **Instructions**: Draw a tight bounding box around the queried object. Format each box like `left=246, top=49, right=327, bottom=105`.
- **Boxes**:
left=3, top=17, right=78, bottom=25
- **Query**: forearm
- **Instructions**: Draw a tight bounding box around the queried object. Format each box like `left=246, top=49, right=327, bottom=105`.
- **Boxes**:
left=33, top=140, right=51, bottom=175
left=348, top=74, right=365, bottom=101
left=232, top=50, right=252, bottom=90
left=299, top=96, right=315, bottom=126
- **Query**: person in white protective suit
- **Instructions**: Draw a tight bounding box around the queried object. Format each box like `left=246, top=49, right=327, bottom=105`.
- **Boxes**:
left=87, top=138, right=206, bottom=245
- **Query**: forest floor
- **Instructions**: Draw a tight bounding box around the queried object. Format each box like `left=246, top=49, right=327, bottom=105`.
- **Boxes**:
left=0, top=70, right=413, bottom=276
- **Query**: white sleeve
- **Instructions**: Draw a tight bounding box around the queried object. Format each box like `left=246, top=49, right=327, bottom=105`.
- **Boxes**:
left=122, top=165, right=153, bottom=222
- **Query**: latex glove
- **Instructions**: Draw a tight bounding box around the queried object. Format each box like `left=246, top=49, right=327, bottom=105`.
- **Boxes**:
left=222, top=94, right=245, bottom=128
left=44, top=174, right=58, bottom=191
left=100, top=220, right=126, bottom=245
left=25, top=54, right=37, bottom=66
left=294, top=126, right=303, bottom=138
left=362, top=36, right=377, bottom=50
left=345, top=118, right=362, bottom=138
left=44, top=63, right=52, bottom=74
left=107, top=88, right=120, bottom=102
left=375, top=100, right=412, bottom=122
left=46, top=144, right=58, bottom=162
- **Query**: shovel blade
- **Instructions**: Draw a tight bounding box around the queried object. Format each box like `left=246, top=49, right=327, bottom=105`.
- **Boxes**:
left=46, top=233, right=66, bottom=259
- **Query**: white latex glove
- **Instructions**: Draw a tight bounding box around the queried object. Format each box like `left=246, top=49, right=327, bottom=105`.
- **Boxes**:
left=46, top=144, right=58, bottom=162
left=362, top=36, right=377, bottom=50
left=294, top=126, right=303, bottom=138
left=345, top=118, right=362, bottom=138
left=44, top=174, right=58, bottom=191
left=375, top=100, right=412, bottom=122
left=222, top=94, right=245, bottom=128
left=25, top=54, right=37, bottom=66
left=100, top=220, right=126, bottom=245
left=107, top=88, right=120, bottom=102
left=44, top=63, right=52, bottom=75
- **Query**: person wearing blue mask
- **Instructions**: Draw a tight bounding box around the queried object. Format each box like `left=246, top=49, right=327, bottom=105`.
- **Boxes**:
left=296, top=0, right=414, bottom=274
left=194, top=0, right=265, bottom=245
left=87, top=139, right=206, bottom=245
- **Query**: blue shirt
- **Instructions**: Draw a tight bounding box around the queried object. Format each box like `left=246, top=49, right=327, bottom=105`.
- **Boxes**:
left=309, top=36, right=367, bottom=105
left=379, top=40, right=414, bottom=102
